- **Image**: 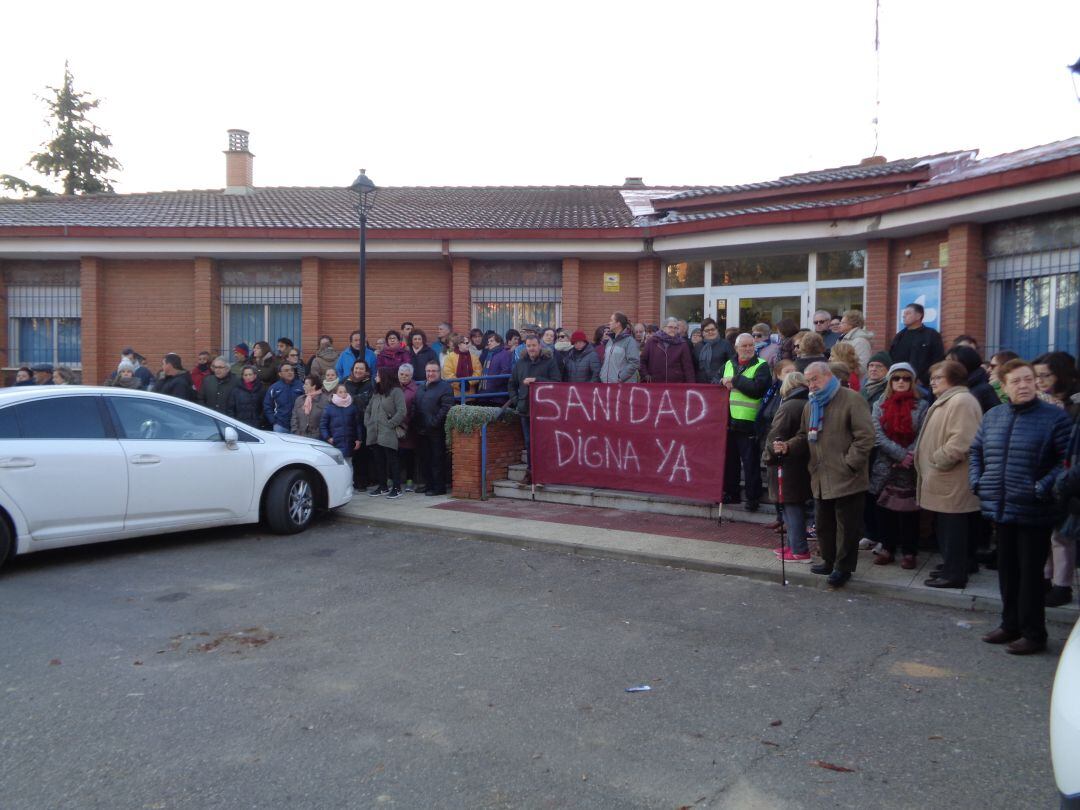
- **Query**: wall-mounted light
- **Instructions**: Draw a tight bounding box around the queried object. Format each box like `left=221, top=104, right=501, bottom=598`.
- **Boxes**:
left=904, top=248, right=912, bottom=258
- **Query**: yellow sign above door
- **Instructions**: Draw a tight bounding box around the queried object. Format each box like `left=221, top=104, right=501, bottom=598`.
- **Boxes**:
left=603, top=273, right=620, bottom=292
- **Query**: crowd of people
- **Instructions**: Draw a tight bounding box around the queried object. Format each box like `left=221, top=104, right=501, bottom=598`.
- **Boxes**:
left=15, top=304, right=1079, bottom=655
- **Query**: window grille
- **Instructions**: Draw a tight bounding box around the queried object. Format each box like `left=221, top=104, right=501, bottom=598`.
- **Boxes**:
left=6, top=285, right=82, bottom=368
left=986, top=248, right=1079, bottom=359
left=221, top=286, right=302, bottom=354
left=470, top=286, right=563, bottom=336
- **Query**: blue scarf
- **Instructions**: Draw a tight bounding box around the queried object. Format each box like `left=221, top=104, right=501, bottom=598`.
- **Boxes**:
left=807, top=375, right=840, bottom=443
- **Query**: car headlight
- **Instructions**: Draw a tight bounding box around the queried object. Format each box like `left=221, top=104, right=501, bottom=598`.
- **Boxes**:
left=312, top=444, right=345, bottom=465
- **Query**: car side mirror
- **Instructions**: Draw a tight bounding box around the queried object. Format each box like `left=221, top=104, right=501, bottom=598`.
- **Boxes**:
left=223, top=426, right=239, bottom=449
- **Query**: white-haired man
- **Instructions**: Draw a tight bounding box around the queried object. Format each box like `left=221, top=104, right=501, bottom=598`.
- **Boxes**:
left=773, top=361, right=874, bottom=588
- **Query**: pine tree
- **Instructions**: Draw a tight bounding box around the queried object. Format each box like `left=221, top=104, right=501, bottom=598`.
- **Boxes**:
left=1, top=62, right=122, bottom=198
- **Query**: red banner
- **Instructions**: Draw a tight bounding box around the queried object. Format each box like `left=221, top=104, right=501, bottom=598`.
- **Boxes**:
left=529, top=383, right=730, bottom=503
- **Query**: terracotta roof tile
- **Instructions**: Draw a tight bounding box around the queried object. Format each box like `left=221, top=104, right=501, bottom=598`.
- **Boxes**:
left=0, top=186, right=655, bottom=231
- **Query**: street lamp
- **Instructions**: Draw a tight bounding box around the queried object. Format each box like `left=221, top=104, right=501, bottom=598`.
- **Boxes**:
left=1070, top=57, right=1080, bottom=102
left=350, top=168, right=378, bottom=353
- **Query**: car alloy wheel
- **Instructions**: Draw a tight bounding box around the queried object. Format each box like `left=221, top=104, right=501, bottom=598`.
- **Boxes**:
left=288, top=478, right=314, bottom=527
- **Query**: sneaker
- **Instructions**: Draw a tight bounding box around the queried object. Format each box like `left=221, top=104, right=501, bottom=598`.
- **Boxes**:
left=872, top=542, right=884, bottom=555
left=403, top=483, right=415, bottom=493
left=386, top=488, right=403, bottom=500
left=367, top=486, right=387, bottom=497
left=806, top=524, right=817, bottom=539
left=858, top=538, right=874, bottom=550
left=778, top=549, right=812, bottom=563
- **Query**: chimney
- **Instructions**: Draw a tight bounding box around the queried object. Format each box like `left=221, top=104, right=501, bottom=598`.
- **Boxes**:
left=623, top=176, right=645, bottom=188
left=859, top=155, right=887, bottom=166
left=224, top=129, right=254, bottom=194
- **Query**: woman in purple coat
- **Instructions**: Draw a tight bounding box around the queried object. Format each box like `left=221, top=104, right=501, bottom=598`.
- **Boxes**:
left=640, top=317, right=695, bottom=383
left=377, top=330, right=413, bottom=378
left=479, top=332, right=514, bottom=405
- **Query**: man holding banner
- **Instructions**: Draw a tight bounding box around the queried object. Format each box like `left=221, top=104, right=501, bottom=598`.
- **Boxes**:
left=720, top=333, right=772, bottom=512
left=509, top=335, right=562, bottom=484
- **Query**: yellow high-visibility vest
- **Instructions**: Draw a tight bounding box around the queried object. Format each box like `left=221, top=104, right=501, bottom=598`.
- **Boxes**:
left=723, top=358, right=766, bottom=423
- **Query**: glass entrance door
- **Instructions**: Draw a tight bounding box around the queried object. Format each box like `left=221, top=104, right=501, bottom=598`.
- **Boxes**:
left=708, top=285, right=810, bottom=333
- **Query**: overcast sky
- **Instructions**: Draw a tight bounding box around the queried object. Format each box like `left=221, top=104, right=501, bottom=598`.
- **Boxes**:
left=2, top=0, right=1078, bottom=194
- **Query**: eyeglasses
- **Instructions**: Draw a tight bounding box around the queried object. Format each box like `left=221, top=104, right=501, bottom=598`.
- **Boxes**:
left=703, top=327, right=718, bottom=334
left=211, top=364, right=228, bottom=369
left=813, top=319, right=829, bottom=325
left=1035, top=372, right=1054, bottom=379
left=892, top=375, right=913, bottom=382
left=930, top=375, right=945, bottom=382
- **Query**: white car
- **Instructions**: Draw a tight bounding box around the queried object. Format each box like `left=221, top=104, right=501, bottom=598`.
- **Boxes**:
left=1052, top=617, right=1080, bottom=808
left=0, top=386, right=353, bottom=570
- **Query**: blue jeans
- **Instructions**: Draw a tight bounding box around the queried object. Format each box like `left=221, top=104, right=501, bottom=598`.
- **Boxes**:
left=273, top=424, right=289, bottom=434
left=781, top=503, right=808, bottom=554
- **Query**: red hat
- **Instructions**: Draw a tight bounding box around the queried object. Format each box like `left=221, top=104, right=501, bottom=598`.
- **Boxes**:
left=570, top=330, right=588, bottom=343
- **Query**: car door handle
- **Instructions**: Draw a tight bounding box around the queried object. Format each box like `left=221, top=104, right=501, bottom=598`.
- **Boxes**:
left=130, top=454, right=161, bottom=465
left=0, top=457, right=35, bottom=468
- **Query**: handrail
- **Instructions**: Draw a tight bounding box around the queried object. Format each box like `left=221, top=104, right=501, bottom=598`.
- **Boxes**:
left=444, top=373, right=511, bottom=405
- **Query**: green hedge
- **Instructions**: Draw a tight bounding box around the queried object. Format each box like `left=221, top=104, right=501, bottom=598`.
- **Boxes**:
left=444, top=404, right=517, bottom=449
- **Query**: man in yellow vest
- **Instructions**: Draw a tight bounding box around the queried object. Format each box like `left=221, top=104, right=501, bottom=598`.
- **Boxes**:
left=721, top=333, right=773, bottom=511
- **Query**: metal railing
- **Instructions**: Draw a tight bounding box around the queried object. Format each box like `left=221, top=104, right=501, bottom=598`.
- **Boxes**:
left=445, top=373, right=511, bottom=406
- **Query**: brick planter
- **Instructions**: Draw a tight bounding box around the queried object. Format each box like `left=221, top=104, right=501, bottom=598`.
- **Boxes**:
left=451, top=419, right=525, bottom=500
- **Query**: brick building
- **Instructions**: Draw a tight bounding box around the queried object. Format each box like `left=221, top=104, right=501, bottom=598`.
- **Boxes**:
left=0, top=130, right=1077, bottom=385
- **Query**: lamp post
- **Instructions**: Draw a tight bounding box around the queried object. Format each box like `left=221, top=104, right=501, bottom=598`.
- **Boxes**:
left=350, top=168, right=378, bottom=353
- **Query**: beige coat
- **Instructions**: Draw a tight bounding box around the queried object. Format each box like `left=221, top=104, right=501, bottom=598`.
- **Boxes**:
left=787, top=386, right=875, bottom=500
left=913, top=385, right=982, bottom=513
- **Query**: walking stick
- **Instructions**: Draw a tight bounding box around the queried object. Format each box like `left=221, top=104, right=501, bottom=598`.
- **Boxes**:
left=777, top=462, right=787, bottom=587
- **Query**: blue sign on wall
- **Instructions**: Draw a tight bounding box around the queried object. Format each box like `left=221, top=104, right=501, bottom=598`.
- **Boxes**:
left=896, top=269, right=941, bottom=333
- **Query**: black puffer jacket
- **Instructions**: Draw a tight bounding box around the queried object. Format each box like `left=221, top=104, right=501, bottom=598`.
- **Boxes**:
left=414, top=379, right=455, bottom=437
left=692, top=337, right=734, bottom=384
left=227, top=381, right=268, bottom=429
left=1054, top=407, right=1080, bottom=538
left=157, top=371, right=195, bottom=401
left=563, top=344, right=601, bottom=383
left=969, top=398, right=1071, bottom=526
left=965, top=367, right=1001, bottom=414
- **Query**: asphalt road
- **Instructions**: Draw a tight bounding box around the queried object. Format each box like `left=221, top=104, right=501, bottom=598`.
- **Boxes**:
left=0, top=518, right=1066, bottom=809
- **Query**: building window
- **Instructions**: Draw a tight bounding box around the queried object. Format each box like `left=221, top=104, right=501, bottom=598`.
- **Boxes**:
left=816, top=250, right=866, bottom=281
left=470, top=261, right=563, bottom=335
left=665, top=261, right=705, bottom=290
left=711, top=253, right=809, bottom=286
left=987, top=248, right=1079, bottom=359
left=471, top=287, right=562, bottom=336
left=814, top=286, right=866, bottom=320
left=7, top=285, right=82, bottom=368
left=664, top=294, right=704, bottom=324
left=221, top=286, right=302, bottom=353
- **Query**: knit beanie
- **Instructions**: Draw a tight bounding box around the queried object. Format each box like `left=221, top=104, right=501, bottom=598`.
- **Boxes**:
left=868, top=351, right=892, bottom=368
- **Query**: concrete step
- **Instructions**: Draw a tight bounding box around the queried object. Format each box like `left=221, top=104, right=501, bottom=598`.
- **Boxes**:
left=491, top=479, right=776, bottom=525
left=507, top=463, right=528, bottom=483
